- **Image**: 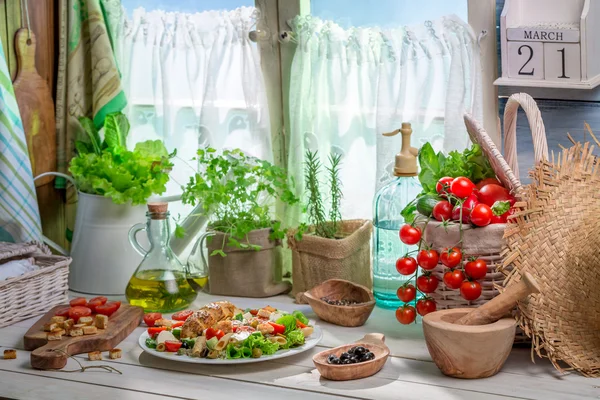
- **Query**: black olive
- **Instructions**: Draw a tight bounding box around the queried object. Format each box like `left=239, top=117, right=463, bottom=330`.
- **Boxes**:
left=181, top=341, right=189, bottom=349
left=342, top=359, right=351, bottom=364
left=348, top=346, right=358, bottom=354
left=340, top=352, right=350, bottom=361
left=327, top=354, right=338, bottom=364
left=354, top=346, right=366, bottom=355
left=365, top=352, right=375, bottom=360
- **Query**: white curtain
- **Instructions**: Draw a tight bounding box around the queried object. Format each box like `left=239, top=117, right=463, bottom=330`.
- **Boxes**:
left=117, top=6, right=272, bottom=207
left=287, top=15, right=482, bottom=223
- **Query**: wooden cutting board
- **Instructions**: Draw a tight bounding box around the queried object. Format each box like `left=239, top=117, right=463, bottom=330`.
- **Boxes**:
left=24, top=304, right=143, bottom=370
left=13, top=28, right=57, bottom=187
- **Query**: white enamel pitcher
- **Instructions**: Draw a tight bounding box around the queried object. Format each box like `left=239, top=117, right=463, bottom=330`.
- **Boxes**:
left=35, top=172, right=208, bottom=295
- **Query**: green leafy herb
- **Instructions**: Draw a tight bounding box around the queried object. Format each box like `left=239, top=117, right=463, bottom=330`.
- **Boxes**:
left=292, top=311, right=309, bottom=325
left=172, top=328, right=181, bottom=340
left=285, top=329, right=305, bottom=348
left=276, top=315, right=298, bottom=334
left=145, top=337, right=157, bottom=349
left=70, top=112, right=173, bottom=205
left=181, top=148, right=300, bottom=255
left=491, top=201, right=511, bottom=216
left=234, top=313, right=244, bottom=321
left=181, top=338, right=195, bottom=348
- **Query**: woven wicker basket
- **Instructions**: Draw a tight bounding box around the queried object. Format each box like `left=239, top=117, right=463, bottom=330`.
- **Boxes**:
left=0, top=242, right=71, bottom=328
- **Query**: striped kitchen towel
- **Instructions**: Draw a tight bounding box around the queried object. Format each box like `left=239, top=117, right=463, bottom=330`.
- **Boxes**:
left=0, top=40, right=42, bottom=242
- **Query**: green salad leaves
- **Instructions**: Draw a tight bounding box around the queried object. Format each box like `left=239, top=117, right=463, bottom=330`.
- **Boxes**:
left=402, top=143, right=495, bottom=223
left=69, top=112, right=173, bottom=205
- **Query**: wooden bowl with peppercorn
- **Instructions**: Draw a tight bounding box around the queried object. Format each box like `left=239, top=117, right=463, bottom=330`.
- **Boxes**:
left=296, top=279, right=375, bottom=327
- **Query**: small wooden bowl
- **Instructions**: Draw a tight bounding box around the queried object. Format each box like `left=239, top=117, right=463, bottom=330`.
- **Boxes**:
left=297, top=279, right=375, bottom=327
left=313, top=333, right=389, bottom=381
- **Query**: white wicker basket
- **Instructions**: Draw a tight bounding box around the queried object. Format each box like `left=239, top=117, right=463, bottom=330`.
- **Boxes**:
left=0, top=242, right=71, bottom=328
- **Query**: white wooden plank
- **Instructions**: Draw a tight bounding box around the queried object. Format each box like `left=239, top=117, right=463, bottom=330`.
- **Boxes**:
left=0, top=369, right=174, bottom=400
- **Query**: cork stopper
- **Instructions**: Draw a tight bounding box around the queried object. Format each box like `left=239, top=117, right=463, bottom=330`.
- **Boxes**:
left=382, top=122, right=418, bottom=177
left=147, top=202, right=168, bottom=219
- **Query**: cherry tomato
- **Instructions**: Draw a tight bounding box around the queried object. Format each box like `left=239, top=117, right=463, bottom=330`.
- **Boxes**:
left=436, top=177, right=454, bottom=196
left=95, top=301, right=121, bottom=317
left=470, top=203, right=493, bottom=227
left=296, top=319, right=308, bottom=329
left=475, top=177, right=502, bottom=190
left=69, top=297, right=88, bottom=307
left=443, top=269, right=465, bottom=289
left=143, top=312, right=163, bottom=327
left=87, top=299, right=104, bottom=313
left=417, top=274, right=439, bottom=293
left=172, top=321, right=185, bottom=328
left=206, top=327, right=226, bottom=340
left=433, top=200, right=453, bottom=221
left=88, top=296, right=107, bottom=305
left=417, top=249, right=439, bottom=270
left=440, top=247, right=462, bottom=268
left=396, top=257, right=418, bottom=276
left=465, top=259, right=487, bottom=280
left=268, top=322, right=286, bottom=335
left=491, top=207, right=515, bottom=224
left=55, top=307, right=71, bottom=318
left=450, top=177, right=475, bottom=198
left=148, top=326, right=167, bottom=337
left=172, top=310, right=194, bottom=321
left=249, top=309, right=259, bottom=316
left=399, top=225, right=421, bottom=245
left=68, top=306, right=92, bottom=323
left=460, top=281, right=482, bottom=301
left=477, top=184, right=515, bottom=207
left=395, top=305, right=417, bottom=325
left=452, top=205, right=471, bottom=224
left=416, top=298, right=437, bottom=316
left=165, top=340, right=182, bottom=352
left=397, top=284, right=417, bottom=303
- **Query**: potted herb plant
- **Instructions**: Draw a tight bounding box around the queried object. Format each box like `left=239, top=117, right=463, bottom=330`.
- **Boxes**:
left=63, top=111, right=173, bottom=295
left=288, top=151, right=372, bottom=298
left=180, top=147, right=300, bottom=298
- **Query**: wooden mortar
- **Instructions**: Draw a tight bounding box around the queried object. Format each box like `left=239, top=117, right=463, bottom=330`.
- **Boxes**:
left=423, top=272, right=540, bottom=379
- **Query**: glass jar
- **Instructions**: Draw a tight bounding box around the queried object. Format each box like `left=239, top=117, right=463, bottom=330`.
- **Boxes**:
left=126, top=202, right=197, bottom=312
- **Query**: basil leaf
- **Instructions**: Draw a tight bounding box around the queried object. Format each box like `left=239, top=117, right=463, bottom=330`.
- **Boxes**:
left=418, top=143, right=440, bottom=193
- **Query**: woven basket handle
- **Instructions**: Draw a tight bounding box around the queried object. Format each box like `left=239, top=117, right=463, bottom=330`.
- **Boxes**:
left=503, top=93, right=549, bottom=180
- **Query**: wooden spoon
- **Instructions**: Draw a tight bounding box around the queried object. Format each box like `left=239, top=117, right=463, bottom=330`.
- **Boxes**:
left=313, top=333, right=389, bottom=381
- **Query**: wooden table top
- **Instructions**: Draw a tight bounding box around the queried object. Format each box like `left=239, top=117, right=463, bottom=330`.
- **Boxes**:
left=0, top=291, right=597, bottom=400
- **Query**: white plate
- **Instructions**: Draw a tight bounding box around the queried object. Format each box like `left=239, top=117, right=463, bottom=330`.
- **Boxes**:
left=138, top=325, right=323, bottom=364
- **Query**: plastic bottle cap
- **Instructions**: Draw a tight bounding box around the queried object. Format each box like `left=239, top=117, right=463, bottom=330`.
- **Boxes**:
left=382, top=122, right=418, bottom=177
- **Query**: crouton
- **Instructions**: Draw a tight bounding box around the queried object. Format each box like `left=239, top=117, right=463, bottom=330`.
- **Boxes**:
left=73, top=323, right=86, bottom=329
left=43, top=322, right=58, bottom=332
left=68, top=328, right=84, bottom=337
left=3, top=350, right=16, bottom=359
left=82, top=326, right=97, bottom=335
left=47, top=332, right=62, bottom=341
left=50, top=316, right=66, bottom=324
left=88, top=351, right=102, bottom=361
left=95, top=314, right=108, bottom=329
left=109, top=348, right=122, bottom=359
left=78, top=316, right=93, bottom=326
left=51, top=328, right=65, bottom=336
left=257, top=309, right=271, bottom=318
left=62, top=319, right=74, bottom=330
left=154, top=318, right=173, bottom=328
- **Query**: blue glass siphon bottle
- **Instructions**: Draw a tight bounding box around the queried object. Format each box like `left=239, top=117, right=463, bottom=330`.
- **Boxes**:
left=372, top=123, right=422, bottom=309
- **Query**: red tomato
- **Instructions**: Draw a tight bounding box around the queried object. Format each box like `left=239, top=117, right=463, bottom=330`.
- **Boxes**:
left=143, top=312, right=162, bottom=327
left=396, top=257, right=418, bottom=276
left=55, top=307, right=71, bottom=318
left=395, top=305, right=417, bottom=325
left=451, top=205, right=471, bottom=224
left=465, top=259, right=488, bottom=280
left=165, top=340, right=182, bottom=352
left=460, top=281, right=482, bottom=301
left=172, top=321, right=185, bottom=328
left=477, top=184, right=515, bottom=207
left=450, top=177, right=475, bottom=198
left=249, top=309, right=258, bottom=316
left=148, top=326, right=167, bottom=337
left=475, top=177, right=502, bottom=190
left=69, top=297, right=88, bottom=307
left=417, top=249, right=439, bottom=270
left=416, top=299, right=437, bottom=316
left=417, top=274, right=439, bottom=293
left=433, top=200, right=453, bottom=221
left=440, top=247, right=462, bottom=268
left=296, top=319, right=308, bottom=329
left=443, top=269, right=465, bottom=289
left=491, top=207, right=515, bottom=224
left=68, top=306, right=92, bottom=323
left=172, top=310, right=194, bottom=321
left=89, top=296, right=107, bottom=305
left=436, top=177, right=454, bottom=196
left=206, top=328, right=226, bottom=340
left=470, top=204, right=493, bottom=227
left=87, top=299, right=104, bottom=313
left=95, top=301, right=121, bottom=317
left=267, top=322, right=285, bottom=335
left=397, top=284, right=417, bottom=303
left=399, top=225, right=421, bottom=245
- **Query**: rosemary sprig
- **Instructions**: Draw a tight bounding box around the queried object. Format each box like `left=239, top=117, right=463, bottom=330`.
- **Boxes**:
left=327, top=153, right=343, bottom=235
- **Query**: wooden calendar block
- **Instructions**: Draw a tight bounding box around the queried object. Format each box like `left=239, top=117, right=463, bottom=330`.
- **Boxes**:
left=507, top=41, right=544, bottom=80
left=543, top=42, right=581, bottom=82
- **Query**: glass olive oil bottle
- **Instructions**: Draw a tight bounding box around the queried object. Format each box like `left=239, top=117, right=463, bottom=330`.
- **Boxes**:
left=126, top=203, right=197, bottom=312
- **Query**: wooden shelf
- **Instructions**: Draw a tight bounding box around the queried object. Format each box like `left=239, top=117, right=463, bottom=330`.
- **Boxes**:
left=494, top=75, right=600, bottom=90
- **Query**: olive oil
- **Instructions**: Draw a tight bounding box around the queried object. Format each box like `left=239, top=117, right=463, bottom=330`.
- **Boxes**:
left=187, top=274, right=208, bottom=291
left=126, top=269, right=197, bottom=313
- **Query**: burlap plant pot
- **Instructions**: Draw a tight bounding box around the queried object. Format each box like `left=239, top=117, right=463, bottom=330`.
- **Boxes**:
left=422, top=221, right=507, bottom=309
left=288, top=219, right=372, bottom=300
left=206, top=228, right=291, bottom=298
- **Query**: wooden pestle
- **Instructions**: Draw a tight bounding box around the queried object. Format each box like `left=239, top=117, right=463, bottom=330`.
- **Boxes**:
left=455, top=272, right=540, bottom=326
